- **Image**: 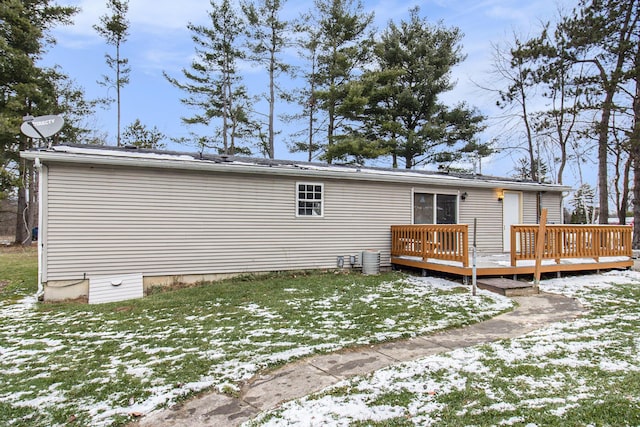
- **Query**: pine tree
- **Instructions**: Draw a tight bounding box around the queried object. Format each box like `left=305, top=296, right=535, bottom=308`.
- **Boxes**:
left=242, top=0, right=291, bottom=159
left=511, top=157, right=550, bottom=183
left=341, top=7, right=483, bottom=168
left=165, top=0, right=254, bottom=155
left=313, top=0, right=374, bottom=163
left=93, top=0, right=130, bottom=147
left=0, top=0, right=77, bottom=244
left=570, top=184, right=596, bottom=224
left=560, top=0, right=639, bottom=224
left=286, top=20, right=323, bottom=162
left=121, top=119, right=165, bottom=149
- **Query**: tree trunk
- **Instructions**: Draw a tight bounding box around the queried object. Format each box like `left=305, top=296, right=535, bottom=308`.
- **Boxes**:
left=325, top=44, right=338, bottom=165
left=634, top=156, right=640, bottom=248
left=518, top=79, right=536, bottom=181
left=326, top=92, right=335, bottom=164
left=632, top=46, right=640, bottom=247
left=116, top=41, right=122, bottom=147
left=14, top=159, right=32, bottom=246
left=620, top=156, right=631, bottom=224
left=222, top=52, right=230, bottom=155
left=597, top=94, right=613, bottom=224
left=28, top=161, right=36, bottom=231
left=268, top=32, right=275, bottom=159
left=308, top=100, right=314, bottom=162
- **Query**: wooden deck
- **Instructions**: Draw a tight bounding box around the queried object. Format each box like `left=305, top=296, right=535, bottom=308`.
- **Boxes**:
left=391, top=224, right=633, bottom=279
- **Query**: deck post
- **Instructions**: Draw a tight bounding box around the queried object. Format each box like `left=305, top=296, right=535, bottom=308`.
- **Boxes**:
left=533, top=209, right=548, bottom=286
left=472, top=219, right=477, bottom=296
left=554, top=228, right=561, bottom=264
left=510, top=226, right=516, bottom=266
left=421, top=228, right=427, bottom=260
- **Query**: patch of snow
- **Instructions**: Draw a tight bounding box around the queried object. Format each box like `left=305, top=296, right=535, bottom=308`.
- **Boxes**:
left=499, top=416, right=525, bottom=425
left=247, top=270, right=640, bottom=426
left=54, top=145, right=195, bottom=162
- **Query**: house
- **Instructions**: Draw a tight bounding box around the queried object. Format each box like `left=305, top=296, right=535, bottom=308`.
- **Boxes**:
left=22, top=144, right=571, bottom=302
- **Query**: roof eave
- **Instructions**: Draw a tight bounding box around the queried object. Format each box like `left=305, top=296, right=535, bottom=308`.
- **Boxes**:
left=20, top=149, right=572, bottom=193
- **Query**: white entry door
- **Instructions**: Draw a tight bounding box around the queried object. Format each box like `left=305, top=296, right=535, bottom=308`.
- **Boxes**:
left=503, top=191, right=522, bottom=252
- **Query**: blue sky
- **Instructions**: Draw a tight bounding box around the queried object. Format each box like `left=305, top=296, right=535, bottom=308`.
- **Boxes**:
left=41, top=0, right=578, bottom=180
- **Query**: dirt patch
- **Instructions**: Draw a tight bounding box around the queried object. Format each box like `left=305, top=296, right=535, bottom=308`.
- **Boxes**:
left=0, top=280, right=8, bottom=292
left=41, top=296, right=88, bottom=305
left=0, top=243, right=37, bottom=254
left=145, top=281, right=204, bottom=296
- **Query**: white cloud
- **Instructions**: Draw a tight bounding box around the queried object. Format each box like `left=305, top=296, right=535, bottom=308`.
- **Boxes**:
left=127, top=0, right=210, bottom=32
left=55, top=0, right=207, bottom=40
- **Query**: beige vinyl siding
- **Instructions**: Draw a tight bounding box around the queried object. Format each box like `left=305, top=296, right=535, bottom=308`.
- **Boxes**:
left=458, top=187, right=504, bottom=253
left=542, top=192, right=563, bottom=224
left=522, top=192, right=538, bottom=224
left=521, top=191, right=564, bottom=225
left=45, top=164, right=410, bottom=281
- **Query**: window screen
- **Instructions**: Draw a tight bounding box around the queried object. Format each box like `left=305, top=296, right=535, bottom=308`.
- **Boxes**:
left=414, top=192, right=457, bottom=224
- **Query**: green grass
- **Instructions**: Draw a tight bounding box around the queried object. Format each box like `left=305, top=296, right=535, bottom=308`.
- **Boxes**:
left=0, top=247, right=511, bottom=427
left=0, top=246, right=38, bottom=299
left=250, top=275, right=640, bottom=426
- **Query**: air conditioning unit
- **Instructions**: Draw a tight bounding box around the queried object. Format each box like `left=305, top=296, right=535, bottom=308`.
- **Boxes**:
left=361, top=250, right=380, bottom=275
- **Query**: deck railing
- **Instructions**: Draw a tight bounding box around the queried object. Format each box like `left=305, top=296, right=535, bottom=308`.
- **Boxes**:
left=511, top=224, right=632, bottom=266
left=391, top=224, right=469, bottom=267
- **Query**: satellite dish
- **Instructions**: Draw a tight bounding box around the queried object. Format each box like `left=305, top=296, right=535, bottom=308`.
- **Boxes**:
left=20, top=115, right=64, bottom=139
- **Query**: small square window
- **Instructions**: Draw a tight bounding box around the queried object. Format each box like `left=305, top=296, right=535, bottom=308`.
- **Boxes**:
left=297, top=183, right=323, bottom=217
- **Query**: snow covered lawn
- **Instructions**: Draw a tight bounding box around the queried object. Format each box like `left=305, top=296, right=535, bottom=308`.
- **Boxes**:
left=248, top=270, right=640, bottom=426
left=0, top=269, right=512, bottom=427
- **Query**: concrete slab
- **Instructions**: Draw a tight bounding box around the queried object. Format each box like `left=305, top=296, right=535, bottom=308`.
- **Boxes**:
left=130, top=293, right=584, bottom=427
left=477, top=277, right=539, bottom=296
left=375, top=336, right=451, bottom=361
left=137, top=393, right=257, bottom=427
left=511, top=293, right=582, bottom=325
left=309, top=348, right=397, bottom=379
left=428, top=323, right=513, bottom=349
left=241, top=362, right=336, bottom=411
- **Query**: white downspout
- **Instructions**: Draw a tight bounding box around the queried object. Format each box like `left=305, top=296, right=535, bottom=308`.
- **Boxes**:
left=35, top=157, right=44, bottom=299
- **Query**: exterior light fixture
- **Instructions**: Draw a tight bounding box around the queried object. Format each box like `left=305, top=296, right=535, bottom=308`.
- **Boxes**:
left=497, top=191, right=504, bottom=201
left=461, top=192, right=468, bottom=201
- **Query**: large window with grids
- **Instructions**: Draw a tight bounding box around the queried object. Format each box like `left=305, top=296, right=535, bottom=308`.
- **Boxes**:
left=296, top=183, right=324, bottom=217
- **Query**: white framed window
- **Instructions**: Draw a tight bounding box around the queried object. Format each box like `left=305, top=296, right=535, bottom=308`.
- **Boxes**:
left=296, top=182, right=324, bottom=217
left=413, top=192, right=458, bottom=224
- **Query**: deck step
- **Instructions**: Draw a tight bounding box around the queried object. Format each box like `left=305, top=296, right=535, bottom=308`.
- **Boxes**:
left=477, top=278, right=539, bottom=297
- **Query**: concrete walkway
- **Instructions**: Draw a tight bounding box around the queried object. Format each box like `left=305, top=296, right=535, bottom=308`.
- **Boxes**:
left=136, top=293, right=583, bottom=427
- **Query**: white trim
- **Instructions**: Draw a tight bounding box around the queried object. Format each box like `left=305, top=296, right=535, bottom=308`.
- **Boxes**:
left=502, top=191, right=523, bottom=252
left=295, top=182, right=324, bottom=218
left=37, top=161, right=48, bottom=293
left=412, top=190, right=459, bottom=224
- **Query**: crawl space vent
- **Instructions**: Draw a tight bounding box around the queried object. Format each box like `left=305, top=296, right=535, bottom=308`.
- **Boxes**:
left=88, top=273, right=144, bottom=304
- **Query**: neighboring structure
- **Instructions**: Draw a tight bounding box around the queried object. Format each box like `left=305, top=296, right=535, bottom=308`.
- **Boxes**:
left=21, top=145, right=570, bottom=302
left=0, top=197, right=17, bottom=244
